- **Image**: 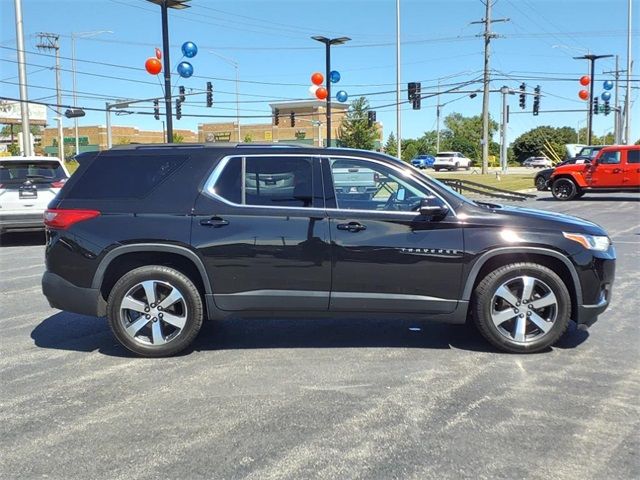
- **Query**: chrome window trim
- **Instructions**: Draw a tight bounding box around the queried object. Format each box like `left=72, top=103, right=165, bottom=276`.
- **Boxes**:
left=203, top=153, right=456, bottom=217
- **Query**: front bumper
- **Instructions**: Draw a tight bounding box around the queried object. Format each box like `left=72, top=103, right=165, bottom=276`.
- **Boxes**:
left=42, top=271, right=106, bottom=317
left=573, top=248, right=615, bottom=327
left=0, top=213, right=44, bottom=232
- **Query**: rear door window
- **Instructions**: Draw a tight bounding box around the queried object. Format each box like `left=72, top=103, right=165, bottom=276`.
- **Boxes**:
left=627, top=150, right=640, bottom=164
left=64, top=154, right=187, bottom=199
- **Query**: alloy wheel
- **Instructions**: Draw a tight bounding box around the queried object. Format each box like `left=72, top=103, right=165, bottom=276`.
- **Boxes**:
left=119, top=280, right=188, bottom=346
left=490, top=275, right=558, bottom=344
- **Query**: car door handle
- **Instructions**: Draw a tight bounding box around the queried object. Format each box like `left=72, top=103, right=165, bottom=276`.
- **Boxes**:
left=337, top=222, right=367, bottom=232
left=612, top=168, right=622, bottom=173
left=200, top=217, right=229, bottom=228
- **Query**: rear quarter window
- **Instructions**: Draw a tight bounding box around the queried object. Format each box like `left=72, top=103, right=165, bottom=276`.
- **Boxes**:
left=64, top=154, right=187, bottom=199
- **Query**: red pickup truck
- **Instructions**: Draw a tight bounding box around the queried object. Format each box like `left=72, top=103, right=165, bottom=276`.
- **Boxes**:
left=550, top=145, right=640, bottom=200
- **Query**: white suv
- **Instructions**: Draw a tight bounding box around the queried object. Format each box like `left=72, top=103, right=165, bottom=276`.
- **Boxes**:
left=0, top=156, right=69, bottom=234
left=433, top=152, right=472, bottom=171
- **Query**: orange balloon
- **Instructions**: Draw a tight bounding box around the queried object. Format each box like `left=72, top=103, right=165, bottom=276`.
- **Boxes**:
left=315, top=86, right=328, bottom=100
left=311, top=72, right=324, bottom=86
left=145, top=57, right=162, bottom=75
left=578, top=89, right=589, bottom=100
left=579, top=75, right=590, bottom=86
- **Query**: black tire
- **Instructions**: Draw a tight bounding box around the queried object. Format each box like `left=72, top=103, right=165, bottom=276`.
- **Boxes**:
left=434, top=168, right=440, bottom=172
left=107, top=265, right=204, bottom=357
left=535, top=175, right=548, bottom=191
left=574, top=191, right=586, bottom=199
left=551, top=177, right=578, bottom=200
left=472, top=262, right=571, bottom=353
left=465, top=164, right=470, bottom=171
left=454, top=162, right=460, bottom=171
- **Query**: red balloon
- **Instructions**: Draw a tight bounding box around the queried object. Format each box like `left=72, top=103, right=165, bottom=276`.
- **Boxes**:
left=145, top=57, right=162, bottom=75
left=579, top=75, right=590, bottom=86
left=578, top=89, right=589, bottom=100
left=311, top=72, right=324, bottom=86
left=315, top=86, right=328, bottom=100
left=155, top=48, right=162, bottom=60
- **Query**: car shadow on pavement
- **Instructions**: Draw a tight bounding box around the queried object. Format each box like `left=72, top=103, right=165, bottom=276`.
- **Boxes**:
left=0, top=231, right=46, bottom=247
left=32, top=311, right=590, bottom=357
left=535, top=196, right=640, bottom=202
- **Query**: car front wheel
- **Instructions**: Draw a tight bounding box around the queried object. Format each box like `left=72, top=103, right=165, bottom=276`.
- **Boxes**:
left=551, top=178, right=579, bottom=200
left=107, top=265, right=204, bottom=357
left=472, top=262, right=571, bottom=353
left=535, top=175, right=548, bottom=191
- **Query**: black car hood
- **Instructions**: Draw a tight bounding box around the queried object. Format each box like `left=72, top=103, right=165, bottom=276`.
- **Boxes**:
left=465, top=203, right=607, bottom=236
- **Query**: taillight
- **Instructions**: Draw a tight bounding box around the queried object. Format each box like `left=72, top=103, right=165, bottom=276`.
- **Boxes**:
left=44, top=208, right=100, bottom=229
left=51, top=178, right=67, bottom=188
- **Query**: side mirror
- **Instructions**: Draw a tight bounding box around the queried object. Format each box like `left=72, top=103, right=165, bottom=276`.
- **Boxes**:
left=419, top=197, right=449, bottom=219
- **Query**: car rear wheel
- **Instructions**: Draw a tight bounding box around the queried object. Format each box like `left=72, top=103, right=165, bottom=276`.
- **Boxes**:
left=551, top=178, right=579, bottom=200
left=472, top=263, right=571, bottom=353
left=535, top=175, right=548, bottom=191
left=107, top=265, right=204, bottom=357
left=453, top=162, right=460, bottom=171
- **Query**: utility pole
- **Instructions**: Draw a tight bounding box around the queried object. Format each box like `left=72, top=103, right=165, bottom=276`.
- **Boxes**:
left=624, top=0, right=632, bottom=144
left=603, top=56, right=626, bottom=144
left=472, top=1, right=509, bottom=174
left=36, top=33, right=64, bottom=161
left=499, top=86, right=510, bottom=173
left=13, top=0, right=31, bottom=156
left=436, top=79, right=441, bottom=152
left=396, top=0, right=402, bottom=161
left=574, top=54, right=613, bottom=145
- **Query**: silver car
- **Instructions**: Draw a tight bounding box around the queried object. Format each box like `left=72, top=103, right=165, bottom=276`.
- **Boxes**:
left=0, top=156, right=69, bottom=234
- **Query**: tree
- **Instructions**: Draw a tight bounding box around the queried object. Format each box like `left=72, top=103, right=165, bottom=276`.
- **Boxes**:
left=511, top=125, right=578, bottom=163
left=172, top=133, right=185, bottom=143
left=1, top=124, right=42, bottom=136
left=243, top=133, right=252, bottom=143
left=384, top=132, right=397, bottom=157
left=440, top=113, right=498, bottom=162
left=338, top=97, right=378, bottom=150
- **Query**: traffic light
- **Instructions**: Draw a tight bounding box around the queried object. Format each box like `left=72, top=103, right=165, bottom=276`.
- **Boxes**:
left=179, top=86, right=186, bottom=103
left=64, top=108, right=85, bottom=118
left=519, top=83, right=526, bottom=109
left=593, top=97, right=599, bottom=115
left=290, top=111, right=295, bottom=127
left=206, top=81, right=213, bottom=107
left=532, top=85, right=540, bottom=116
left=175, top=98, right=182, bottom=120
left=153, top=99, right=160, bottom=120
left=407, top=82, right=421, bottom=109
left=367, top=110, right=376, bottom=127
left=604, top=99, right=610, bottom=116
left=274, top=108, right=280, bottom=126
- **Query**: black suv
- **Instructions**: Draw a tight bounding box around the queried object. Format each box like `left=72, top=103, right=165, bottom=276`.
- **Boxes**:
left=42, top=144, right=615, bottom=356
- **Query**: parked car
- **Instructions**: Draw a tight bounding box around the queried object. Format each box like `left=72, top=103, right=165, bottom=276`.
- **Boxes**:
left=573, top=145, right=604, bottom=162
left=523, top=156, right=552, bottom=168
left=534, top=157, right=591, bottom=191
left=332, top=162, right=379, bottom=200
left=411, top=155, right=435, bottom=169
left=43, top=144, right=615, bottom=357
left=550, top=145, right=640, bottom=200
left=433, top=152, right=471, bottom=171
left=0, top=156, right=69, bottom=235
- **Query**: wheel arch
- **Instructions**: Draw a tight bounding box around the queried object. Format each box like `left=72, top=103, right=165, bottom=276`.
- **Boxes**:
left=92, top=244, right=212, bottom=304
left=462, top=247, right=582, bottom=316
left=552, top=173, right=586, bottom=188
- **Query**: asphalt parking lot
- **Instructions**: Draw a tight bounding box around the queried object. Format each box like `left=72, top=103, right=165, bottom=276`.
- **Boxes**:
left=1, top=193, right=639, bottom=480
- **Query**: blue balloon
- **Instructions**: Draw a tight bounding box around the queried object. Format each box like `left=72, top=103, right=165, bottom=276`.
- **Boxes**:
left=603, top=80, right=614, bottom=91
left=181, top=41, right=198, bottom=58
left=329, top=70, right=341, bottom=83
left=336, top=90, right=348, bottom=102
left=601, top=91, right=611, bottom=101
left=177, top=61, right=194, bottom=78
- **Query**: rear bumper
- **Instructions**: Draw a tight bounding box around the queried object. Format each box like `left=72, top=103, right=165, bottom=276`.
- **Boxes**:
left=0, top=213, right=44, bottom=232
left=42, top=271, right=106, bottom=317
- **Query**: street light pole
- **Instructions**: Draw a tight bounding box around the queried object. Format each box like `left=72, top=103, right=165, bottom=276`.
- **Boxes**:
left=13, top=0, right=31, bottom=156
left=312, top=36, right=350, bottom=147
left=209, top=50, right=240, bottom=142
left=146, top=0, right=191, bottom=143
left=574, top=54, right=613, bottom=145
left=72, top=31, right=112, bottom=155
left=396, top=0, right=401, bottom=161
left=624, top=0, right=632, bottom=144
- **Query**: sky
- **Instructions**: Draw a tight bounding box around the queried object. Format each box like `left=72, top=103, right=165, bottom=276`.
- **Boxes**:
left=1, top=0, right=638, bottom=145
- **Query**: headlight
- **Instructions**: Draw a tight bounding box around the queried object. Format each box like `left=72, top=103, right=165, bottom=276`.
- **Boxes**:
left=563, top=232, right=611, bottom=251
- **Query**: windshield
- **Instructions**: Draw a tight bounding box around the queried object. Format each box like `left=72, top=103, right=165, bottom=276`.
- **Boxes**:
left=0, top=161, right=66, bottom=184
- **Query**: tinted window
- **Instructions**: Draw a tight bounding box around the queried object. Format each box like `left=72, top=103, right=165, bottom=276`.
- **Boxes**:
left=0, top=160, right=66, bottom=184
left=627, top=150, right=640, bottom=164
left=213, top=156, right=315, bottom=208
left=65, top=154, right=187, bottom=199
left=330, top=158, right=436, bottom=212
left=599, top=151, right=620, bottom=165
